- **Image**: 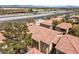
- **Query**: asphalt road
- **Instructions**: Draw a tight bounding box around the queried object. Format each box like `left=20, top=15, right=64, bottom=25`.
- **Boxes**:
left=0, top=11, right=74, bottom=21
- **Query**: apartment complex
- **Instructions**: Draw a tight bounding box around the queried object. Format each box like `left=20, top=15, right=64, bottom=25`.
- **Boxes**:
left=28, top=24, right=62, bottom=54
left=26, top=15, right=79, bottom=54
left=0, top=15, right=79, bottom=54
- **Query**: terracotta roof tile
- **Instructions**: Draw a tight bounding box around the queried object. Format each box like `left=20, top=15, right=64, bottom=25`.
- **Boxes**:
left=56, top=22, right=72, bottom=30
left=0, top=33, right=6, bottom=43
left=50, top=16, right=62, bottom=21
left=28, top=24, right=62, bottom=44
left=66, top=34, right=79, bottom=53
left=40, top=16, right=62, bottom=26
left=40, top=20, right=53, bottom=26
left=27, top=48, right=42, bottom=54
left=55, top=34, right=79, bottom=54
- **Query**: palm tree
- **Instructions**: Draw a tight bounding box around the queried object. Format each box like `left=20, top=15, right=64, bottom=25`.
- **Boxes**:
left=0, top=22, right=32, bottom=54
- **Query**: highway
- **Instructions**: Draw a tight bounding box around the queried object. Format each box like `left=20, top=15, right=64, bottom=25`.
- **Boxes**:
left=0, top=11, right=74, bottom=21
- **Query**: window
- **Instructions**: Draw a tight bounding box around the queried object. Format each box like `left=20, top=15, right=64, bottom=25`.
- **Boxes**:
left=40, top=41, right=49, bottom=53
left=32, top=40, right=39, bottom=49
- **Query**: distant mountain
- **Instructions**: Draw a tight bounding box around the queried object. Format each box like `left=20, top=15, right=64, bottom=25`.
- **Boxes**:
left=0, top=5, right=51, bottom=8
left=55, top=6, right=79, bottom=8
left=0, top=5, right=79, bottom=8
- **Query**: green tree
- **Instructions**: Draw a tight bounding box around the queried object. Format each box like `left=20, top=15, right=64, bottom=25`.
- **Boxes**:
left=43, top=16, right=51, bottom=20
left=61, top=18, right=74, bottom=25
left=0, top=22, right=32, bottom=54
left=26, top=18, right=35, bottom=23
left=28, top=8, right=33, bottom=13
left=69, top=25, right=79, bottom=37
left=52, top=20, right=61, bottom=30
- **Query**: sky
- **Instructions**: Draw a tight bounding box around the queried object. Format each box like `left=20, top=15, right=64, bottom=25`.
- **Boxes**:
left=0, top=0, right=79, bottom=6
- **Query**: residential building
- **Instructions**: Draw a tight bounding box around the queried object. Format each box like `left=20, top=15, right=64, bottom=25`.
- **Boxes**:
left=40, top=19, right=53, bottom=29
left=50, top=16, right=63, bottom=21
left=55, top=34, right=79, bottom=54
left=27, top=48, right=42, bottom=54
left=70, top=16, right=79, bottom=24
left=40, top=16, right=62, bottom=29
left=28, top=24, right=62, bottom=54
left=0, top=32, right=6, bottom=54
left=0, top=33, right=6, bottom=43
left=56, top=22, right=72, bottom=34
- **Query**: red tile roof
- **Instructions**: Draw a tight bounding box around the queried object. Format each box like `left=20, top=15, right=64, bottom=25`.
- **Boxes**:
left=50, top=16, right=62, bottom=21
left=55, top=34, right=79, bottom=54
left=56, top=22, right=72, bottom=30
left=27, top=48, right=42, bottom=54
left=40, top=16, right=63, bottom=27
left=0, top=33, right=6, bottom=43
left=28, top=24, right=62, bottom=44
left=40, top=20, right=53, bottom=26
